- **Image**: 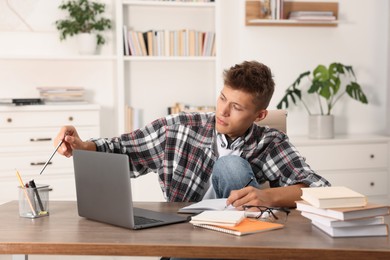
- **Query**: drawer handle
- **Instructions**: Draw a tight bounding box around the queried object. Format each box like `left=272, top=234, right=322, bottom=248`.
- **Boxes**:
left=370, top=182, right=375, bottom=187
left=6, top=118, right=12, bottom=123
left=30, top=138, right=52, bottom=142
left=68, top=116, right=74, bottom=121
left=370, top=154, right=375, bottom=159
left=30, top=162, right=53, bottom=166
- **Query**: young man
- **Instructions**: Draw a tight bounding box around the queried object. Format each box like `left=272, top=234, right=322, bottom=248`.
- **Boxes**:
left=55, top=60, right=330, bottom=209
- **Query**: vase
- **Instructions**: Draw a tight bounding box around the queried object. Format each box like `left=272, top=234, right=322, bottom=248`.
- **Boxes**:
left=308, top=115, right=334, bottom=139
left=77, top=33, right=97, bottom=55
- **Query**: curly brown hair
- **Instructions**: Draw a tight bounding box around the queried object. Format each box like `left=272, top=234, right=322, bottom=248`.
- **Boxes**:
left=223, top=61, right=275, bottom=110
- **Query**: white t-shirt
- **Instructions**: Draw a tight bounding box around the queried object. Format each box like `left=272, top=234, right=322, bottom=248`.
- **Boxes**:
left=202, top=131, right=244, bottom=199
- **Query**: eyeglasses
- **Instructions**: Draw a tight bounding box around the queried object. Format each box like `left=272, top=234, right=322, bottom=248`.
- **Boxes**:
left=242, top=205, right=291, bottom=224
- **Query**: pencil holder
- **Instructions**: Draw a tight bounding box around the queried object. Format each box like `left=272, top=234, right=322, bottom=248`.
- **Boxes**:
left=18, top=185, right=50, bottom=218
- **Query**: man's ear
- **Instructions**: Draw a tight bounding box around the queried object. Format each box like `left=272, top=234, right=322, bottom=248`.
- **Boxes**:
left=254, top=109, right=268, bottom=123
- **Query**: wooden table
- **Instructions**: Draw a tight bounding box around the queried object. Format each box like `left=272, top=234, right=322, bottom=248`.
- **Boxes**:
left=0, top=201, right=389, bottom=259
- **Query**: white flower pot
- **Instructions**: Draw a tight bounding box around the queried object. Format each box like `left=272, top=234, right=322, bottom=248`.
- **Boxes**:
left=308, top=115, right=334, bottom=139
left=77, top=33, right=97, bottom=55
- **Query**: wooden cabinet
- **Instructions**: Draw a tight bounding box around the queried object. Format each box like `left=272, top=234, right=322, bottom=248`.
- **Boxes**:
left=0, top=104, right=100, bottom=205
left=245, top=0, right=339, bottom=27
left=291, top=135, right=390, bottom=204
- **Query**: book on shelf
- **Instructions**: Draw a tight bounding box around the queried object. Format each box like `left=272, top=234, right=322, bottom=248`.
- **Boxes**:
left=190, top=210, right=246, bottom=227
left=0, top=98, right=43, bottom=106
left=312, top=221, right=388, bottom=238
left=301, top=211, right=385, bottom=228
left=259, top=0, right=283, bottom=20
left=36, top=86, right=86, bottom=103
left=288, top=10, right=336, bottom=21
left=300, top=186, right=367, bottom=208
left=123, top=26, right=130, bottom=56
left=146, top=30, right=154, bottom=56
left=125, top=105, right=142, bottom=132
left=138, top=31, right=148, bottom=56
left=296, top=200, right=390, bottom=221
left=168, top=102, right=215, bottom=115
left=123, top=29, right=215, bottom=57
left=192, top=218, right=284, bottom=236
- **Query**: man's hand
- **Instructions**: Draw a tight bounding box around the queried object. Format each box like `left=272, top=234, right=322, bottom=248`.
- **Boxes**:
left=226, top=184, right=307, bottom=208
left=54, top=125, right=96, bottom=157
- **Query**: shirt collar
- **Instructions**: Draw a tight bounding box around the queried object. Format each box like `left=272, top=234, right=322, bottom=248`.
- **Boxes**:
left=215, top=124, right=254, bottom=150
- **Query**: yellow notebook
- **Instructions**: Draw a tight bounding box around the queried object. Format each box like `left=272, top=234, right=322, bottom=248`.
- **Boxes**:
left=192, top=218, right=283, bottom=236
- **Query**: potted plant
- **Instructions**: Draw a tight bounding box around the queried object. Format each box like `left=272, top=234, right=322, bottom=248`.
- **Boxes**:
left=276, top=62, right=368, bottom=139
left=55, top=0, right=112, bottom=54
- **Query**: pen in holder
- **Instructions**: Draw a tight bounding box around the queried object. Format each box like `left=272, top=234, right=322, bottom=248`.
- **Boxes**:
left=18, top=184, right=51, bottom=218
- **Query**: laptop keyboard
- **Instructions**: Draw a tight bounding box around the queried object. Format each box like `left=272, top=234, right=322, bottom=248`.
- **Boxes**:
left=134, top=215, right=163, bottom=225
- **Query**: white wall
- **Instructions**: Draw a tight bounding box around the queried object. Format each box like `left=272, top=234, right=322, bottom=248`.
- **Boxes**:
left=220, top=0, right=389, bottom=136
left=0, top=0, right=388, bottom=137
left=0, top=0, right=116, bottom=138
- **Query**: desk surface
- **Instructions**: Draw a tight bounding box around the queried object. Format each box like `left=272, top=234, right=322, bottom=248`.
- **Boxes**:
left=0, top=201, right=389, bottom=259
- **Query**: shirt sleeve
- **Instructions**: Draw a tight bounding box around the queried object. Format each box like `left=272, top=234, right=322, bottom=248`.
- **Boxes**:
left=89, top=117, right=168, bottom=177
left=259, top=131, right=331, bottom=188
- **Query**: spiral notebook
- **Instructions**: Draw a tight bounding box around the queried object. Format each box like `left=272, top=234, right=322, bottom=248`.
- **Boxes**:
left=192, top=218, right=284, bottom=236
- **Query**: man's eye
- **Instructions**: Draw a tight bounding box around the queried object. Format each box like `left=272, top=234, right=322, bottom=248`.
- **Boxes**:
left=233, top=105, right=242, bottom=111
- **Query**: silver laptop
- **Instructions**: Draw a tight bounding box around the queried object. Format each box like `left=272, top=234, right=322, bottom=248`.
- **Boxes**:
left=73, top=150, right=188, bottom=229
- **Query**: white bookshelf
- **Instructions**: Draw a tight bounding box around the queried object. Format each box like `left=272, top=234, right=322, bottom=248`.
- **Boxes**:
left=115, top=0, right=221, bottom=133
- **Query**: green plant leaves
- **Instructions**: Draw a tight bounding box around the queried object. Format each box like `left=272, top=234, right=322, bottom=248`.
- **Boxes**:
left=276, top=71, right=308, bottom=110
left=346, top=82, right=368, bottom=104
left=55, top=0, right=112, bottom=45
left=276, top=87, right=302, bottom=110
left=276, top=62, right=368, bottom=115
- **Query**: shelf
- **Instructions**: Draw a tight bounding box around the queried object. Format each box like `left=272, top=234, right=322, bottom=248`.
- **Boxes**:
left=117, top=0, right=219, bottom=134
left=0, top=54, right=117, bottom=61
left=247, top=18, right=338, bottom=27
left=122, top=0, right=215, bottom=8
left=245, top=0, right=339, bottom=27
left=123, top=56, right=216, bottom=62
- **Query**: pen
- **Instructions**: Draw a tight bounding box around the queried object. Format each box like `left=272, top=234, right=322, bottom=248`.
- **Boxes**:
left=29, top=179, right=44, bottom=212
left=224, top=177, right=255, bottom=209
left=38, top=134, right=66, bottom=175
left=16, top=170, right=37, bottom=217
left=244, top=177, right=254, bottom=188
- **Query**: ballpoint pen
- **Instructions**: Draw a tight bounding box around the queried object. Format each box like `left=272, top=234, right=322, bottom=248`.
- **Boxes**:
left=38, top=134, right=66, bottom=175
left=29, top=179, right=44, bottom=212
left=224, top=177, right=255, bottom=209
left=244, top=177, right=254, bottom=188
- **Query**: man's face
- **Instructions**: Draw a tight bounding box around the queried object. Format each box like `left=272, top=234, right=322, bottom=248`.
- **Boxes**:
left=215, top=86, right=266, bottom=139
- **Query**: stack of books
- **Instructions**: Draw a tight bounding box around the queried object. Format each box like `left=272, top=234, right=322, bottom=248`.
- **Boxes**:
left=37, top=87, right=86, bottom=104
left=123, top=27, right=216, bottom=57
left=288, top=11, right=336, bottom=21
left=189, top=210, right=283, bottom=236
left=297, top=186, right=389, bottom=237
left=168, top=102, right=215, bottom=114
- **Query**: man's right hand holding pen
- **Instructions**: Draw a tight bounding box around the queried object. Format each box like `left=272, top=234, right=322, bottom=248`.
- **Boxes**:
left=54, top=126, right=96, bottom=157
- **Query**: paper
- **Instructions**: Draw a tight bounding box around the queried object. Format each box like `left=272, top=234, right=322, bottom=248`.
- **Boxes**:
left=178, top=198, right=235, bottom=214
left=190, top=210, right=245, bottom=227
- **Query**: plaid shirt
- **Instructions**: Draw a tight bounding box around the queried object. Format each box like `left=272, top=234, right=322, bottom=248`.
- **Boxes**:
left=91, top=112, right=330, bottom=202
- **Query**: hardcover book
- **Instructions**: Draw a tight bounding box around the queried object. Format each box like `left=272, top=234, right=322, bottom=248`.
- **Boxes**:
left=190, top=210, right=245, bottom=227
left=312, top=221, right=388, bottom=237
left=301, top=186, right=367, bottom=208
left=301, top=211, right=385, bottom=228
left=296, top=200, right=390, bottom=221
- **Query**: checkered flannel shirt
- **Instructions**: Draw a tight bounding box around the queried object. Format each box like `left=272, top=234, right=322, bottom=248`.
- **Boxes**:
left=90, top=112, right=330, bottom=202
